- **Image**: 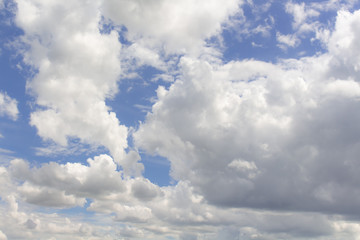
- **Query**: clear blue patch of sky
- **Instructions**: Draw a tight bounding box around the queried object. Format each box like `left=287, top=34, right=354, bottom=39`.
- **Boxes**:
left=57, top=199, right=95, bottom=216
left=141, top=153, right=172, bottom=187
left=0, top=8, right=46, bottom=163
left=222, top=1, right=293, bottom=62
left=107, top=65, right=174, bottom=186
left=107, top=65, right=165, bottom=127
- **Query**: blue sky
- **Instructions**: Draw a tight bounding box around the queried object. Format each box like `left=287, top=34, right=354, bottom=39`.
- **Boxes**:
left=1, top=0, right=360, bottom=239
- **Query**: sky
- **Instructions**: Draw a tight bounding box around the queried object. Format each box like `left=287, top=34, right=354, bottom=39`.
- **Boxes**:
left=1, top=0, right=360, bottom=239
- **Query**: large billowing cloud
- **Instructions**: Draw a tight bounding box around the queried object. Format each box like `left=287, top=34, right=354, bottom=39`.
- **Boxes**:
left=14, top=0, right=134, bottom=171
left=13, top=0, right=243, bottom=175
left=135, top=9, right=360, bottom=215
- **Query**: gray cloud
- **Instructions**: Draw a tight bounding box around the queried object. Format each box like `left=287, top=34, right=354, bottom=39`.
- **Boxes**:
left=10, top=155, right=125, bottom=207
left=135, top=9, right=360, bottom=217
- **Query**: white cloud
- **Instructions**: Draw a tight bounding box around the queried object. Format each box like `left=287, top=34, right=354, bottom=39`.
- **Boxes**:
left=328, top=10, right=360, bottom=76
left=276, top=32, right=300, bottom=50
left=10, top=155, right=126, bottom=207
left=4, top=158, right=360, bottom=239
left=0, top=230, right=7, bottom=240
left=102, top=0, right=242, bottom=56
left=228, top=159, right=259, bottom=179
left=13, top=0, right=243, bottom=176
left=135, top=9, right=360, bottom=216
left=14, top=0, right=143, bottom=174
left=283, top=0, right=359, bottom=49
left=309, top=0, right=358, bottom=12
left=0, top=92, right=18, bottom=120
left=285, top=1, right=319, bottom=30
left=324, top=79, right=360, bottom=98
left=0, top=167, right=13, bottom=200
left=0, top=193, right=116, bottom=239
left=5, top=1, right=360, bottom=240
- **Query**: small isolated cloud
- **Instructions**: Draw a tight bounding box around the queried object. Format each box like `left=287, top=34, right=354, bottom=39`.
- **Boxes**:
left=285, top=1, right=320, bottom=30
left=276, top=32, right=300, bottom=50
left=0, top=92, right=18, bottom=120
left=251, top=42, right=263, bottom=48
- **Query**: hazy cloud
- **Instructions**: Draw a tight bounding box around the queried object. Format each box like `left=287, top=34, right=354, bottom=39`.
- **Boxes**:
left=0, top=92, right=18, bottom=120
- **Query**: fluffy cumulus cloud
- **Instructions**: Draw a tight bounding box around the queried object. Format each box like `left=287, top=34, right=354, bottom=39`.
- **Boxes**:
left=135, top=4, right=360, bottom=229
left=0, top=193, right=115, bottom=240
left=13, top=0, right=243, bottom=175
left=102, top=0, right=242, bottom=56
left=9, top=154, right=126, bottom=207
left=0, top=92, right=18, bottom=120
left=3, top=0, right=360, bottom=239
left=14, top=0, right=137, bottom=172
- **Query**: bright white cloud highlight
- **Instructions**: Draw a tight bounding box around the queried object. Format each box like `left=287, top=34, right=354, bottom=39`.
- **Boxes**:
left=14, top=0, right=143, bottom=174
left=10, top=154, right=125, bottom=207
left=102, top=0, right=242, bottom=56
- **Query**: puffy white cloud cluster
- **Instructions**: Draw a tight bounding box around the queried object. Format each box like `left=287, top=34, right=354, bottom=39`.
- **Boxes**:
left=0, top=92, right=18, bottom=120
left=135, top=6, right=360, bottom=218
left=103, top=0, right=242, bottom=56
left=0, top=159, right=347, bottom=239
left=10, top=154, right=126, bottom=207
left=4, top=0, right=360, bottom=239
left=4, top=156, right=360, bottom=239
left=14, top=0, right=135, bottom=171
left=102, top=0, right=244, bottom=82
left=13, top=0, right=243, bottom=174
left=0, top=164, right=114, bottom=239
